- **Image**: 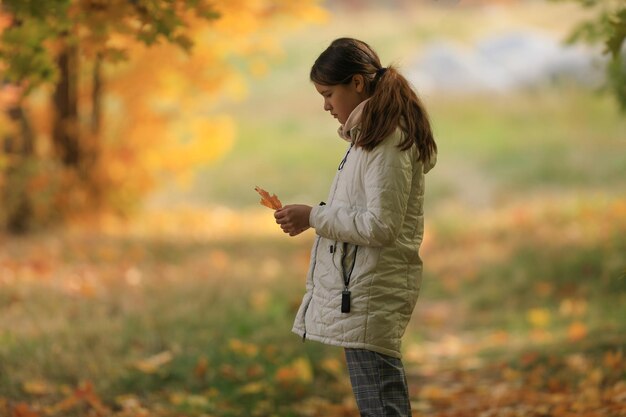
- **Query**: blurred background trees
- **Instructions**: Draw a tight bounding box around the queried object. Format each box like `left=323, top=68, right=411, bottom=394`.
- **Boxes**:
left=552, top=0, right=625, bottom=109
left=0, top=0, right=623, bottom=235
left=0, top=0, right=324, bottom=233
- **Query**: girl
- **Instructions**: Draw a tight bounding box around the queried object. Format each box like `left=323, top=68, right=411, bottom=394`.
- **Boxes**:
left=274, top=37, right=437, bottom=417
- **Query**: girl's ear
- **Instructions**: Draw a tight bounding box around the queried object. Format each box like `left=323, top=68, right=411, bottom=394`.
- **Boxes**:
left=352, top=74, right=365, bottom=94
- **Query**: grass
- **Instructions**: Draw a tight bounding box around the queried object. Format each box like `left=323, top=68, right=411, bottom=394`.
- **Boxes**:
left=1, top=196, right=625, bottom=416
left=183, top=86, right=626, bottom=210
left=0, top=235, right=343, bottom=416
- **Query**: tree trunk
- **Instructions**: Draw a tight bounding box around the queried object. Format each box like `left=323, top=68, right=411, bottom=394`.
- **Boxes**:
left=3, top=100, right=35, bottom=234
left=84, top=52, right=105, bottom=207
left=92, top=52, right=103, bottom=135
left=52, top=43, right=80, bottom=167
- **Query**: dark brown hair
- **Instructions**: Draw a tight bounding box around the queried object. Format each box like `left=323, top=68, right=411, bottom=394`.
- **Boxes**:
left=310, top=38, right=437, bottom=163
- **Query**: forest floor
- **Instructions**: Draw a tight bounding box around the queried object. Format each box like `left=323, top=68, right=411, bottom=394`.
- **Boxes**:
left=1, top=196, right=625, bottom=417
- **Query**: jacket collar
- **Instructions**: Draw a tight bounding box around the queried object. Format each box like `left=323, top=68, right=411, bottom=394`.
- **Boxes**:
left=338, top=99, right=370, bottom=143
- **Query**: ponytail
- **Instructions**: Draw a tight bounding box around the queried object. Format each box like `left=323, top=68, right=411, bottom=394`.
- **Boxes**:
left=359, top=66, right=437, bottom=164
left=310, top=38, right=437, bottom=164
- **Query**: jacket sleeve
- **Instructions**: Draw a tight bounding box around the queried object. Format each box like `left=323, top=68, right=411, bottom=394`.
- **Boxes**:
left=309, top=137, right=413, bottom=247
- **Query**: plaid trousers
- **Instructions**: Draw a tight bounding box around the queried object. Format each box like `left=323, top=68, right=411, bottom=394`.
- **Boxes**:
left=344, top=348, right=412, bottom=417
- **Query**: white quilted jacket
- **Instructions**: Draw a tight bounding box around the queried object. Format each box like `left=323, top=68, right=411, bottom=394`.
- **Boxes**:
left=292, top=100, right=436, bottom=358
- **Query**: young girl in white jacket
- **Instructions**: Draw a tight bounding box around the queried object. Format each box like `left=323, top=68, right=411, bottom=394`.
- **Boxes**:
left=274, top=37, right=437, bottom=417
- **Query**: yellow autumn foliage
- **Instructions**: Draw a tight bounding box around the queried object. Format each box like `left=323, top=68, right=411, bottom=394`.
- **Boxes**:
left=3, top=0, right=327, bottom=225
left=95, top=0, right=326, bottom=209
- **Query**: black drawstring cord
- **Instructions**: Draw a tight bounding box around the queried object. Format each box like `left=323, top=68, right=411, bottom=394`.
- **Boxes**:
left=338, top=143, right=354, bottom=170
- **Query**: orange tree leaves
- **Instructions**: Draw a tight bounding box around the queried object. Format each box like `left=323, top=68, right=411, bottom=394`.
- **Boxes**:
left=0, top=0, right=326, bottom=230
left=0, top=0, right=220, bottom=88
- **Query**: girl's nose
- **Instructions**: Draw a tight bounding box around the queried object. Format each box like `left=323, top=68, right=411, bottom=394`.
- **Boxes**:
left=324, top=101, right=332, bottom=111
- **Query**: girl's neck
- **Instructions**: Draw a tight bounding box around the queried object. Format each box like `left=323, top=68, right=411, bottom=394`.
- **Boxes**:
left=339, top=99, right=370, bottom=141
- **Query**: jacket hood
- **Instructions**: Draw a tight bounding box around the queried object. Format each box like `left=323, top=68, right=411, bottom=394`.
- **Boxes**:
left=338, top=98, right=437, bottom=175
left=338, top=99, right=369, bottom=142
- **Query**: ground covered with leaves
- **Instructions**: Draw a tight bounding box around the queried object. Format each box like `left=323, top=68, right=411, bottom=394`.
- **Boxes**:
left=1, top=197, right=625, bottom=417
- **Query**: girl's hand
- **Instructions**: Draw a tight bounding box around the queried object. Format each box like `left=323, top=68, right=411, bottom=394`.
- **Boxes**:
left=274, top=204, right=312, bottom=236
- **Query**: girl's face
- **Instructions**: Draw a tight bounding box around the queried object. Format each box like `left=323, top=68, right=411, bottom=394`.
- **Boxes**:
left=314, top=75, right=367, bottom=125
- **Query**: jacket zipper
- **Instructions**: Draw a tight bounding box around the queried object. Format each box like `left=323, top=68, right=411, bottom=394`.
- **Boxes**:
left=302, top=218, right=324, bottom=342
left=302, top=144, right=352, bottom=338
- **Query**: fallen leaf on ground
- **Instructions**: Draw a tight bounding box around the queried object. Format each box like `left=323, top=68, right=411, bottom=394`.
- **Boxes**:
left=568, top=321, right=588, bottom=342
left=239, top=382, right=265, bottom=395
left=134, top=351, right=174, bottom=374
left=194, top=356, right=209, bottom=379
left=44, top=381, right=108, bottom=416
left=275, top=357, right=313, bottom=387
left=11, top=403, right=40, bottom=417
left=22, top=380, right=55, bottom=396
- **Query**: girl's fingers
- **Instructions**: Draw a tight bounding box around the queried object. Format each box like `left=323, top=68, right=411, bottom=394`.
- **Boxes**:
left=275, top=210, right=291, bottom=223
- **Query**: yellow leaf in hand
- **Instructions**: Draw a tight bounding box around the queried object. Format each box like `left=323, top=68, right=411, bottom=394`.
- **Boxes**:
left=254, top=186, right=282, bottom=210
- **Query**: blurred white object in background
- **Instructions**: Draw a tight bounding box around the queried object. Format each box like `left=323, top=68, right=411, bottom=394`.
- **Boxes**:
left=407, top=31, right=605, bottom=94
